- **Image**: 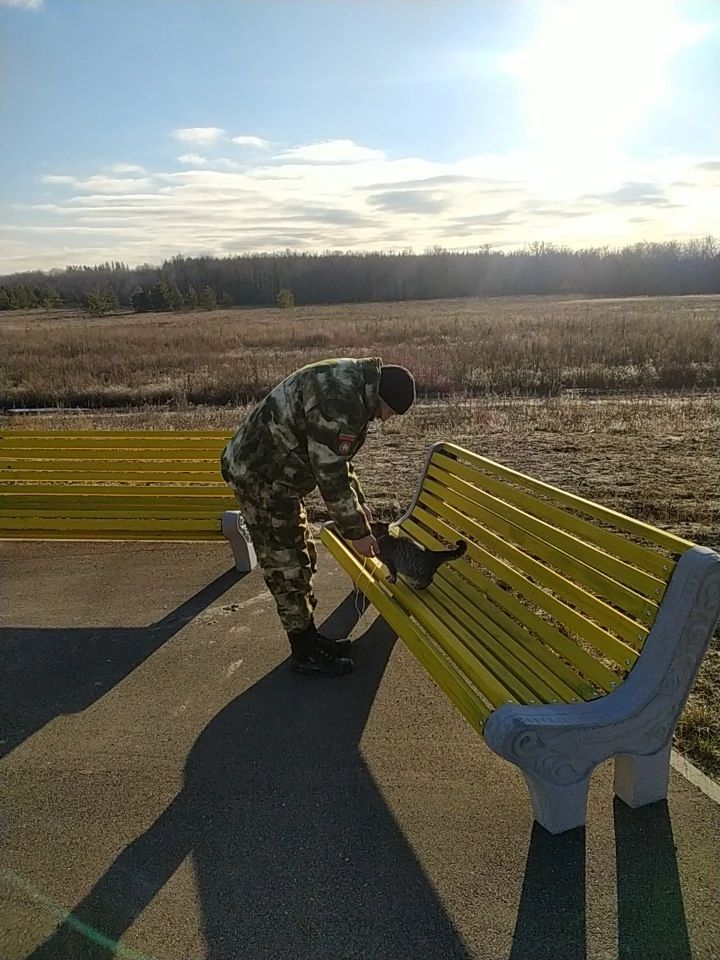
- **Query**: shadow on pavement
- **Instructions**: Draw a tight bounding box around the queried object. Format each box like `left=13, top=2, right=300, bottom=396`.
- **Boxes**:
left=614, top=797, right=691, bottom=960
left=509, top=795, right=692, bottom=960
left=24, top=591, right=473, bottom=960
left=0, top=568, right=245, bottom=759
left=510, top=823, right=586, bottom=960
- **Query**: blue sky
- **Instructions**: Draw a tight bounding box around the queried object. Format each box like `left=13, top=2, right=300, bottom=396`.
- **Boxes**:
left=1, top=0, right=718, bottom=272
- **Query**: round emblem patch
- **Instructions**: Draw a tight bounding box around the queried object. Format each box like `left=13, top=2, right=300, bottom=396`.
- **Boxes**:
left=337, top=432, right=356, bottom=457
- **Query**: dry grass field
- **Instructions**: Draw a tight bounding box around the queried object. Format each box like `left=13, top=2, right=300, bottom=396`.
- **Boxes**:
left=2, top=294, right=718, bottom=408
left=1, top=294, right=718, bottom=777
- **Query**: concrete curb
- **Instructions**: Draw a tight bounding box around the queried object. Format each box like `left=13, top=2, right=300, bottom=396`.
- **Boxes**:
left=671, top=749, right=720, bottom=804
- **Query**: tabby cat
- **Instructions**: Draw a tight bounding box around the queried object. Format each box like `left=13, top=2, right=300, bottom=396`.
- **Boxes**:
left=370, top=521, right=466, bottom=590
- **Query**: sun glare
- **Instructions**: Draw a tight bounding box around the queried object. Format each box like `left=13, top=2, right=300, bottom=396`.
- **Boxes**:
left=506, top=0, right=711, bottom=179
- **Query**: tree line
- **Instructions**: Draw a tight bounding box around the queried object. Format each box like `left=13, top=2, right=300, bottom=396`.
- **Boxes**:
left=1, top=239, right=718, bottom=314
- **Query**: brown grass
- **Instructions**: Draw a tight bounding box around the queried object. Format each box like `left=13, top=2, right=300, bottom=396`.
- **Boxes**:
left=2, top=294, right=718, bottom=408
left=1, top=296, right=718, bottom=779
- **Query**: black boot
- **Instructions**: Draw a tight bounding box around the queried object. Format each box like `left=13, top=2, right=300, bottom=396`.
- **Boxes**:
left=309, top=619, right=353, bottom=658
left=288, top=625, right=353, bottom=676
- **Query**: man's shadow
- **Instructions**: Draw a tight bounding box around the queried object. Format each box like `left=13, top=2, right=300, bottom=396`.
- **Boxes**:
left=25, top=592, right=473, bottom=960
left=510, top=794, right=691, bottom=960
left=0, top=568, right=244, bottom=759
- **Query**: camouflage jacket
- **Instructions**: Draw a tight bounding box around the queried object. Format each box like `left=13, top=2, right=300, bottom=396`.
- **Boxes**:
left=221, top=358, right=382, bottom=540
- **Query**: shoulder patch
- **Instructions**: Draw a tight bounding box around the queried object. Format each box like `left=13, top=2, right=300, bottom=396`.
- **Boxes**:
left=337, top=432, right=356, bottom=458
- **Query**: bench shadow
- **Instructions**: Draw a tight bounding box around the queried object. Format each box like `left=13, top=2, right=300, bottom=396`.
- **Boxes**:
left=614, top=797, right=692, bottom=960
left=510, top=823, right=587, bottom=960
left=24, top=592, right=473, bottom=960
left=510, top=795, right=692, bottom=960
left=0, top=568, right=245, bottom=760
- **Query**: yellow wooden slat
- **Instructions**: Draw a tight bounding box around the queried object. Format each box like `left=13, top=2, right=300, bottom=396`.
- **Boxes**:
left=1, top=509, right=227, bottom=520
left=411, top=500, right=639, bottom=671
left=1, top=448, right=224, bottom=461
left=438, top=442, right=693, bottom=555
left=429, top=455, right=669, bottom=600
left=2, top=530, right=225, bottom=542
left=422, top=472, right=659, bottom=629
left=428, top=573, right=589, bottom=703
left=1, top=517, right=221, bottom=532
left=417, top=489, right=648, bottom=653
left=431, top=450, right=674, bottom=585
left=0, top=485, right=231, bottom=496
left=1, top=497, right=235, bottom=512
left=396, top=579, right=539, bottom=705
left=1, top=431, right=230, bottom=440
left=0, top=458, right=220, bottom=473
left=1, top=470, right=222, bottom=482
left=0, top=431, right=236, bottom=542
left=320, top=526, right=491, bottom=731
left=406, top=515, right=623, bottom=693
left=424, top=578, right=568, bottom=704
left=402, top=515, right=618, bottom=694
left=323, top=526, right=540, bottom=708
left=435, top=569, right=599, bottom=702
left=0, top=483, right=229, bottom=496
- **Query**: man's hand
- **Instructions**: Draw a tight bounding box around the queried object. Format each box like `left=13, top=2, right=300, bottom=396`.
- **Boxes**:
left=351, top=533, right=378, bottom=558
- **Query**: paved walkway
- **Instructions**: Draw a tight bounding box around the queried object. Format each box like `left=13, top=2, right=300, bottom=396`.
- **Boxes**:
left=2, top=541, right=719, bottom=960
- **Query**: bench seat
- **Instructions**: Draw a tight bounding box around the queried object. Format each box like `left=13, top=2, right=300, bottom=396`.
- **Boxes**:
left=322, top=441, right=720, bottom=833
left=0, top=430, right=256, bottom=569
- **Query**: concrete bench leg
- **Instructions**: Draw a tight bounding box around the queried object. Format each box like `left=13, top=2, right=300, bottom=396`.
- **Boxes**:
left=523, top=771, right=591, bottom=835
left=614, top=742, right=672, bottom=809
left=222, top=510, right=257, bottom=573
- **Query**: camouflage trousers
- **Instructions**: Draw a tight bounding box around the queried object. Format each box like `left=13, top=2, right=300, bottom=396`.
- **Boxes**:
left=228, top=478, right=318, bottom=634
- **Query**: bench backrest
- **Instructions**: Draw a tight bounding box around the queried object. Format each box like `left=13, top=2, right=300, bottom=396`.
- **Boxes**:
left=398, top=442, right=694, bottom=704
left=1, top=431, right=235, bottom=540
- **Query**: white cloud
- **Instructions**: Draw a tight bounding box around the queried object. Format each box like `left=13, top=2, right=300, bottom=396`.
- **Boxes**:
left=107, top=163, right=146, bottom=175
left=231, top=135, right=270, bottom=149
left=7, top=141, right=719, bottom=272
left=72, top=175, right=154, bottom=194
left=172, top=127, right=226, bottom=144
left=0, top=0, right=43, bottom=8
left=274, top=139, right=386, bottom=165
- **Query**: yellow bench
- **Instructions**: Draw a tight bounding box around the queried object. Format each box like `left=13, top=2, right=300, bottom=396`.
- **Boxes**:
left=322, top=441, right=720, bottom=833
left=0, top=430, right=256, bottom=568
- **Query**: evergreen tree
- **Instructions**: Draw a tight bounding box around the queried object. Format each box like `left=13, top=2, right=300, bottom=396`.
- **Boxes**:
left=85, top=287, right=118, bottom=316
left=276, top=288, right=296, bottom=308
left=199, top=285, right=217, bottom=309
left=150, top=281, right=174, bottom=312
left=131, top=287, right=151, bottom=312
left=43, top=288, right=62, bottom=308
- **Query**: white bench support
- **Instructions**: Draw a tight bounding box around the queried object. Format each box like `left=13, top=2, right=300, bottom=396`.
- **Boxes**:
left=222, top=510, right=258, bottom=573
left=614, top=742, right=672, bottom=809
left=484, top=546, right=720, bottom=834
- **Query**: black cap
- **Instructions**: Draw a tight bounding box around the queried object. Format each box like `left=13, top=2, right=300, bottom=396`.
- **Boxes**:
left=378, top=364, right=416, bottom=414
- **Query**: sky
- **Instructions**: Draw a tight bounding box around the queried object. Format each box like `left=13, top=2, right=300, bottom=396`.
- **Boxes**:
left=1, top=0, right=718, bottom=273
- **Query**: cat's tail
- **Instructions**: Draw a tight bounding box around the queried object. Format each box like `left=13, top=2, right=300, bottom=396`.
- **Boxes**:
left=445, top=540, right=467, bottom=561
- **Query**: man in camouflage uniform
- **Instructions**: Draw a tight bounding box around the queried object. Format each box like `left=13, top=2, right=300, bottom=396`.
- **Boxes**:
left=220, top=358, right=416, bottom=676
